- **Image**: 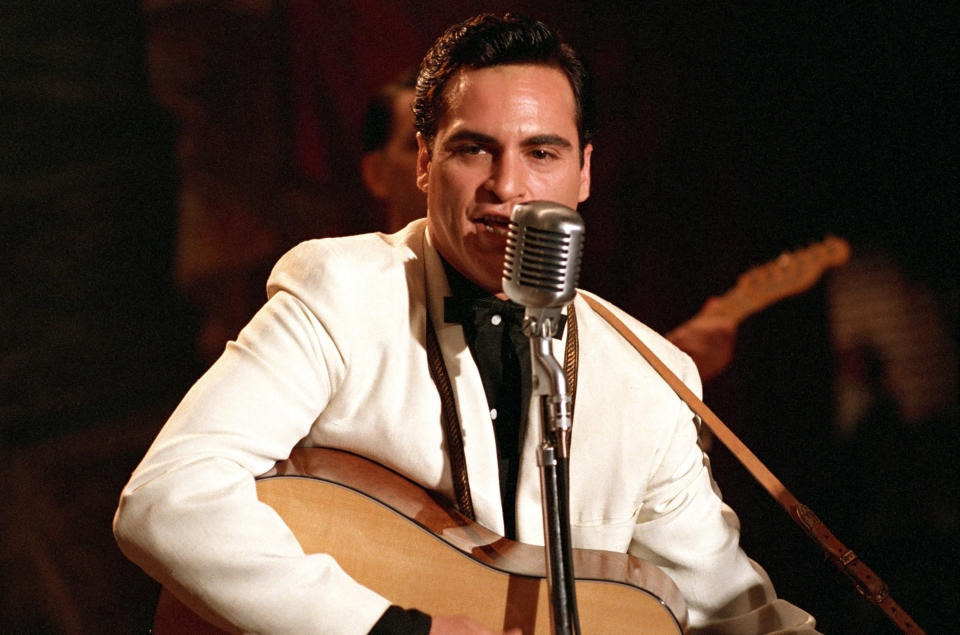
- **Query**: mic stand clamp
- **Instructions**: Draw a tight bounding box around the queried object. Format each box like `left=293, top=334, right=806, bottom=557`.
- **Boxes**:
left=522, top=307, right=580, bottom=635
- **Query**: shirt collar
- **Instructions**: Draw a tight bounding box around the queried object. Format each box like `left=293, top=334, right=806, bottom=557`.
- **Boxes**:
left=440, top=257, right=565, bottom=337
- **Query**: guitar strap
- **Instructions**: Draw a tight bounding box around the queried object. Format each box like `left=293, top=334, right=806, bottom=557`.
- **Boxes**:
left=425, top=317, right=476, bottom=520
left=424, top=306, right=580, bottom=523
left=579, top=293, right=925, bottom=635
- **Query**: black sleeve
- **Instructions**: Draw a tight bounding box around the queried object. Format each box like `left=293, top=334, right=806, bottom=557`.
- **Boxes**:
left=368, top=605, right=432, bottom=634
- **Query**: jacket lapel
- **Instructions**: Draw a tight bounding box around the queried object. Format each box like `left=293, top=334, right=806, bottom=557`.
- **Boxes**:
left=420, top=229, right=506, bottom=535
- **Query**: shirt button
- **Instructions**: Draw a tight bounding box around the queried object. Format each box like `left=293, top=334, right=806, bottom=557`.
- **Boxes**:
left=490, top=408, right=498, bottom=421
left=490, top=314, right=502, bottom=326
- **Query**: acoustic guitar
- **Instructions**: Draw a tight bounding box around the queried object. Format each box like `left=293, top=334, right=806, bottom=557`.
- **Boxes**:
left=154, top=447, right=688, bottom=634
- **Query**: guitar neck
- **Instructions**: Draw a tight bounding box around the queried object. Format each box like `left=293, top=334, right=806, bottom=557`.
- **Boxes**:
left=704, top=236, right=851, bottom=325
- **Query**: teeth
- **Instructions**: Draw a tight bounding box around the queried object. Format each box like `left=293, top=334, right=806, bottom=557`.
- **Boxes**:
left=481, top=218, right=509, bottom=237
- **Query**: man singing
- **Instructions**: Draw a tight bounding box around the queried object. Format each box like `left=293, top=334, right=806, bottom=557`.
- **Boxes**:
left=115, top=13, right=817, bottom=634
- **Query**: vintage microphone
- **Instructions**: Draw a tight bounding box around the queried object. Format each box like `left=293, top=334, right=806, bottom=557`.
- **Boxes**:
left=502, top=200, right=584, bottom=635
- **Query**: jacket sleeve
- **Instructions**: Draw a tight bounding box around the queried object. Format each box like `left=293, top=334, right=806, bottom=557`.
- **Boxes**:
left=113, top=287, right=391, bottom=634
left=628, top=354, right=820, bottom=634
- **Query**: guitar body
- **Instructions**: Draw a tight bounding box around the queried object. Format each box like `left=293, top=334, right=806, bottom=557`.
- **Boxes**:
left=154, top=448, right=687, bottom=634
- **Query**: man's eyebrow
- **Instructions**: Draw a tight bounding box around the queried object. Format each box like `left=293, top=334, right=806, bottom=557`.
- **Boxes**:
left=442, top=130, right=574, bottom=150
left=444, top=130, right=498, bottom=146
left=523, top=134, right=574, bottom=149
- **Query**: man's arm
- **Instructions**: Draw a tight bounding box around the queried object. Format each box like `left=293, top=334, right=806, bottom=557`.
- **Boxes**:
left=114, top=290, right=392, bottom=633
left=625, top=354, right=819, bottom=633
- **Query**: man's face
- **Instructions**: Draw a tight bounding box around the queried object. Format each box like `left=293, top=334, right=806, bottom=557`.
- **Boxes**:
left=417, top=64, right=592, bottom=295
left=362, top=88, right=426, bottom=231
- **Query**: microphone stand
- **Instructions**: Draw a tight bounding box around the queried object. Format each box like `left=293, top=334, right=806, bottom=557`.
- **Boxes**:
left=522, top=306, right=580, bottom=635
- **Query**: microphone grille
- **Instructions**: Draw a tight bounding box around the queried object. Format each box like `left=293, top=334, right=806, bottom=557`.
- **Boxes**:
left=502, top=201, right=584, bottom=309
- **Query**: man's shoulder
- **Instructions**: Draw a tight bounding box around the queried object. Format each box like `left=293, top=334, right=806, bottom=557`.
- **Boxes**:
left=574, top=289, right=697, bottom=377
left=266, top=223, right=426, bottom=298
left=275, top=230, right=413, bottom=270
left=575, top=290, right=661, bottom=341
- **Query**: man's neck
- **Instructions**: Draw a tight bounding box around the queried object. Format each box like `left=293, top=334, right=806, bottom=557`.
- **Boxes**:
left=441, top=257, right=506, bottom=300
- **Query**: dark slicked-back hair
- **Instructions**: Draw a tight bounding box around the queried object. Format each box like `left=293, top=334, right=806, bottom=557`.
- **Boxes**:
left=414, top=13, right=596, bottom=156
left=361, top=67, right=418, bottom=154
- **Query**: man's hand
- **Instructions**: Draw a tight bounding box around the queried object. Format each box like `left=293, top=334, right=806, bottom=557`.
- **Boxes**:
left=429, top=615, right=521, bottom=634
left=665, top=297, right=738, bottom=383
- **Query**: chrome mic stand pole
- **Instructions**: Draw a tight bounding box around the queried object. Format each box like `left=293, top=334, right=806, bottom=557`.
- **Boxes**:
left=524, top=307, right=579, bottom=635
left=503, top=200, right=585, bottom=635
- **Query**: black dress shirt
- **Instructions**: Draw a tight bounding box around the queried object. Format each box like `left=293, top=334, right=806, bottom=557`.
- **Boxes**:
left=442, top=259, right=532, bottom=541
left=371, top=259, right=539, bottom=634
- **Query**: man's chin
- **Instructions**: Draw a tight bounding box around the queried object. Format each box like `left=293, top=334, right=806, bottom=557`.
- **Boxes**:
left=462, top=262, right=505, bottom=295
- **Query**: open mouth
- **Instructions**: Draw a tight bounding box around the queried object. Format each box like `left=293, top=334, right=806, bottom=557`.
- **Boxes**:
left=479, top=216, right=510, bottom=237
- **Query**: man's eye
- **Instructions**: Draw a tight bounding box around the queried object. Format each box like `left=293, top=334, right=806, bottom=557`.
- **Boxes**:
left=450, top=143, right=485, bottom=157
left=530, top=149, right=556, bottom=161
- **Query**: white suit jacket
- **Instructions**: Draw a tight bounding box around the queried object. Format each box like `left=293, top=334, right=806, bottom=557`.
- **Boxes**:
left=114, top=220, right=817, bottom=634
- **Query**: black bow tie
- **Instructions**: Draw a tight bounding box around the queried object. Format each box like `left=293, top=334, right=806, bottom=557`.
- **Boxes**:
left=444, top=295, right=522, bottom=323
left=443, top=296, right=565, bottom=338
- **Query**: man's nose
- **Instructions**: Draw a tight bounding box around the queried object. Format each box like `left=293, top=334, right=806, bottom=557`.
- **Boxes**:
left=484, top=151, right=527, bottom=202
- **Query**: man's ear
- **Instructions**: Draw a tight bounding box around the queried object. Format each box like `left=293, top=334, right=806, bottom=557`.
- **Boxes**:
left=360, top=152, right=389, bottom=200
left=416, top=133, right=430, bottom=192
left=577, top=143, right=593, bottom=203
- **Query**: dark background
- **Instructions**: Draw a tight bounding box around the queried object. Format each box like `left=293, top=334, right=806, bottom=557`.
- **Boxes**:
left=2, top=1, right=955, bottom=632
